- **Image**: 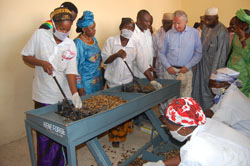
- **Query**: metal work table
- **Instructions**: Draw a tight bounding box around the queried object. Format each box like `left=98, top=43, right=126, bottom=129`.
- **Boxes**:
left=25, top=79, right=180, bottom=166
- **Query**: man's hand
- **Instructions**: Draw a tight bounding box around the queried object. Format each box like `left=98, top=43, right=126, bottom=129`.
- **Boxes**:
left=179, top=66, right=188, bottom=73
left=149, top=65, right=157, bottom=78
left=116, top=49, right=127, bottom=59
left=143, top=160, right=165, bottom=166
left=41, top=61, right=54, bottom=75
left=167, top=67, right=176, bottom=74
left=149, top=65, right=157, bottom=73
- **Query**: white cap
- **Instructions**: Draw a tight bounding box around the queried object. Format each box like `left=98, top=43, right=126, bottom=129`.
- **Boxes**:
left=162, top=13, right=173, bottom=20
left=205, top=7, right=218, bottom=16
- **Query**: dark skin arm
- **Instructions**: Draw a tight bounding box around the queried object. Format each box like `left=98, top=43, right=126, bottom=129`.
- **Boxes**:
left=104, top=49, right=126, bottom=64
left=78, top=88, right=86, bottom=96
left=144, top=69, right=154, bottom=81
left=153, top=57, right=156, bottom=69
left=22, top=55, right=54, bottom=75
left=235, top=27, right=247, bottom=48
left=152, top=57, right=158, bottom=78
left=153, top=71, right=158, bottom=78
left=163, top=154, right=181, bottom=166
left=204, top=109, right=214, bottom=118
left=104, top=50, right=156, bottom=84
left=66, top=74, right=78, bottom=95
left=234, top=24, right=250, bottom=48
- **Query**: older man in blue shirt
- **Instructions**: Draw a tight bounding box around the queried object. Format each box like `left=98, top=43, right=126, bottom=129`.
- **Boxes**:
left=160, top=10, right=202, bottom=97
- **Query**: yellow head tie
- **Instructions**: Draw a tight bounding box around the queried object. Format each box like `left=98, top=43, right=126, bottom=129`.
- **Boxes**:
left=50, top=7, right=72, bottom=21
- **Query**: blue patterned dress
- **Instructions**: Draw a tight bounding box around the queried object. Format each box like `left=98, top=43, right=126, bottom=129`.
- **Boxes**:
left=74, top=37, right=103, bottom=94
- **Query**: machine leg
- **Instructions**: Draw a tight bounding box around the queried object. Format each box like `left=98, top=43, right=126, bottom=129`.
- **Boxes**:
left=66, top=145, right=77, bottom=166
left=25, top=120, right=36, bottom=166
left=86, top=137, right=112, bottom=166
left=120, top=135, right=162, bottom=166
left=145, top=109, right=170, bottom=142
left=142, top=150, right=163, bottom=162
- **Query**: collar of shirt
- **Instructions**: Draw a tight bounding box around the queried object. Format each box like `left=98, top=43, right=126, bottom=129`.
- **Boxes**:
left=134, top=24, right=150, bottom=34
left=173, top=25, right=191, bottom=34
left=135, top=24, right=142, bottom=33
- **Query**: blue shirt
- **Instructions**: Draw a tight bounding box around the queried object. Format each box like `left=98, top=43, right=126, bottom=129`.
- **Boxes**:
left=160, top=26, right=202, bottom=70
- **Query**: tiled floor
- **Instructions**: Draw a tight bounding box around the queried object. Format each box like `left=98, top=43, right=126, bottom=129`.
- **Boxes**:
left=0, top=125, right=154, bottom=166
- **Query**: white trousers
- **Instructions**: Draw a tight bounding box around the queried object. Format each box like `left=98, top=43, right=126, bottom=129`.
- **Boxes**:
left=163, top=67, right=193, bottom=97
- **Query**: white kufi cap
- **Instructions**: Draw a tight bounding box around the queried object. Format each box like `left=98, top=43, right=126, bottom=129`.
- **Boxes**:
left=205, top=7, right=218, bottom=16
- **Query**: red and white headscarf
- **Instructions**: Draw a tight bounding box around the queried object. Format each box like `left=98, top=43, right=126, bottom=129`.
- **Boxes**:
left=165, top=97, right=206, bottom=127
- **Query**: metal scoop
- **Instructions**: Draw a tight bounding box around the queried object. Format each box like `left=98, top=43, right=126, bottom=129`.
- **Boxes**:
left=123, top=59, right=144, bottom=92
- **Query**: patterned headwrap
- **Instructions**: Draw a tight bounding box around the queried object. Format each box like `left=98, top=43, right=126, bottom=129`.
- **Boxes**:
left=210, top=68, right=242, bottom=86
left=77, top=11, right=94, bottom=28
left=165, top=97, right=206, bottom=127
left=50, top=7, right=73, bottom=22
left=236, top=9, right=250, bottom=28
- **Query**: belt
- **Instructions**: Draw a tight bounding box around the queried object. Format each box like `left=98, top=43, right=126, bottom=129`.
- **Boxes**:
left=172, top=66, right=183, bottom=69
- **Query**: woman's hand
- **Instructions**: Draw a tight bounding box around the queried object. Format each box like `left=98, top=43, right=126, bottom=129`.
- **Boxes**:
left=22, top=56, right=54, bottom=75
left=104, top=50, right=127, bottom=64
left=234, top=26, right=245, bottom=40
left=78, top=88, right=86, bottom=96
left=234, top=26, right=247, bottom=48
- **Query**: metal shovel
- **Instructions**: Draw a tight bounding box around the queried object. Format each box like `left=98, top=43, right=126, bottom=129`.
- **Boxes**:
left=123, top=59, right=144, bottom=92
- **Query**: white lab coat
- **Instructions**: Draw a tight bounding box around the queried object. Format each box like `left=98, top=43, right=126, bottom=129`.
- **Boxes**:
left=21, top=29, right=78, bottom=104
left=180, top=118, right=250, bottom=166
left=102, top=35, right=149, bottom=88
left=211, top=84, right=250, bottom=138
left=131, top=24, right=154, bottom=78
